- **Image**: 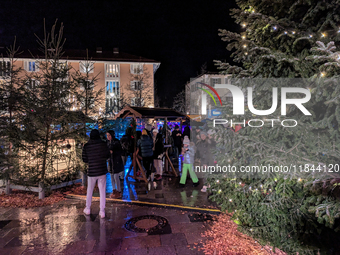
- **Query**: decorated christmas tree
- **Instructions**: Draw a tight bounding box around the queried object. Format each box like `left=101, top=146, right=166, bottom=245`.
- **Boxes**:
left=208, top=0, right=340, bottom=253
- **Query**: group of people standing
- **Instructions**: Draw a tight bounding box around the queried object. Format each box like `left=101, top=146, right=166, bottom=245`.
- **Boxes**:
left=81, top=126, right=166, bottom=217
left=80, top=124, right=217, bottom=218
left=108, top=126, right=166, bottom=197
left=170, top=125, right=217, bottom=192
left=136, top=128, right=164, bottom=191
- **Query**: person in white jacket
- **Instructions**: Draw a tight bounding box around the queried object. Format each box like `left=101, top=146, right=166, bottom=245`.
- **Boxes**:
left=179, top=136, right=199, bottom=187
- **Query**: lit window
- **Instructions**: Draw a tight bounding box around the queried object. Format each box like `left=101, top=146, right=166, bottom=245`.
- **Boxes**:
left=69, top=94, right=76, bottom=103
left=131, top=97, right=144, bottom=106
left=25, top=61, right=38, bottom=72
left=130, top=80, right=143, bottom=90
left=130, top=64, right=143, bottom=74
left=29, top=62, right=35, bottom=71
left=68, top=94, right=77, bottom=110
left=80, top=62, right=94, bottom=73
left=106, top=64, right=119, bottom=77
left=25, top=79, right=39, bottom=89
left=59, top=62, right=68, bottom=69
left=106, top=97, right=119, bottom=112
left=0, top=61, right=10, bottom=77
left=210, top=78, right=221, bottom=87
left=106, top=81, right=120, bottom=96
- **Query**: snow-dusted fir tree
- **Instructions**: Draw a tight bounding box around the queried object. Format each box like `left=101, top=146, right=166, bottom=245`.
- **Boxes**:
left=209, top=1, right=340, bottom=254
left=172, top=90, right=187, bottom=114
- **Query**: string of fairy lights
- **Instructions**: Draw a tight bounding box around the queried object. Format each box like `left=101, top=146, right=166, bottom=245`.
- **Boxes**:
left=238, top=6, right=340, bottom=77
left=210, top=5, right=339, bottom=253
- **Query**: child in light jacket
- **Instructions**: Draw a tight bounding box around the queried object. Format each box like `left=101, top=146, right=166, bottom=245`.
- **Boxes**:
left=180, top=136, right=199, bottom=187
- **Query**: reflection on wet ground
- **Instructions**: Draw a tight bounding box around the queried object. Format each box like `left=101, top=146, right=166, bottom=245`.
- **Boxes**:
left=101, top=175, right=214, bottom=209
left=100, top=158, right=215, bottom=209
left=0, top=199, right=209, bottom=254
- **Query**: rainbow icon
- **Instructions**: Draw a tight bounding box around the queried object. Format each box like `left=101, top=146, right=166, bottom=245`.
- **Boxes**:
left=198, top=82, right=223, bottom=106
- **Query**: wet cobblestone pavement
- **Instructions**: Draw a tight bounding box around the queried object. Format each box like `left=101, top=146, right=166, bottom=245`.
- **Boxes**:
left=92, top=175, right=216, bottom=209
left=0, top=199, right=210, bottom=254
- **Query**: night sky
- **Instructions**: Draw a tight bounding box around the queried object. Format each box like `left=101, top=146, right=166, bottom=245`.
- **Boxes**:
left=0, top=0, right=238, bottom=107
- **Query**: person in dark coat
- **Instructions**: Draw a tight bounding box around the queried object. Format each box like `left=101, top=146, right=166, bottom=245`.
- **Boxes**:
left=183, top=126, right=190, bottom=140
left=106, top=130, right=124, bottom=198
left=152, top=129, right=164, bottom=180
left=158, top=126, right=164, bottom=137
left=171, top=125, right=182, bottom=160
left=120, top=127, right=133, bottom=166
left=82, top=129, right=110, bottom=218
left=137, top=129, right=154, bottom=180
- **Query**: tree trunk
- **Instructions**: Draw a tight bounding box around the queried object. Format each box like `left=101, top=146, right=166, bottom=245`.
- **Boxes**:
left=41, top=124, right=50, bottom=181
left=38, top=182, right=45, bottom=199
left=5, top=178, right=11, bottom=195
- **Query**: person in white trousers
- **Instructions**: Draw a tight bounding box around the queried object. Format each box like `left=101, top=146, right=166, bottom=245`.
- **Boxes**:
left=86, top=175, right=107, bottom=215
left=82, top=129, right=110, bottom=218
left=152, top=129, right=164, bottom=180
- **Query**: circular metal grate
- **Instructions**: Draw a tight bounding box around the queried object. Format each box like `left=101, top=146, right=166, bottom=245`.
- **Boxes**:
left=135, top=219, right=159, bottom=229
left=124, top=215, right=169, bottom=233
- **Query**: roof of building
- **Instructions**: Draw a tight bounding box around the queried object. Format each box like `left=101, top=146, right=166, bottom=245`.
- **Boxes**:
left=114, top=106, right=188, bottom=120
left=0, top=47, right=159, bottom=63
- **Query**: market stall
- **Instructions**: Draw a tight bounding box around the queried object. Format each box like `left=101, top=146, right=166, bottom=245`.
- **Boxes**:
left=114, top=106, right=189, bottom=182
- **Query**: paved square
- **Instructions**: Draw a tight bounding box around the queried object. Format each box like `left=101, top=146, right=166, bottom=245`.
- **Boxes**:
left=0, top=199, right=209, bottom=254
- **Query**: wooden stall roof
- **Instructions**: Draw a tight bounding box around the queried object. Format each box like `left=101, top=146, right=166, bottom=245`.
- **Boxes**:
left=113, top=106, right=188, bottom=120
